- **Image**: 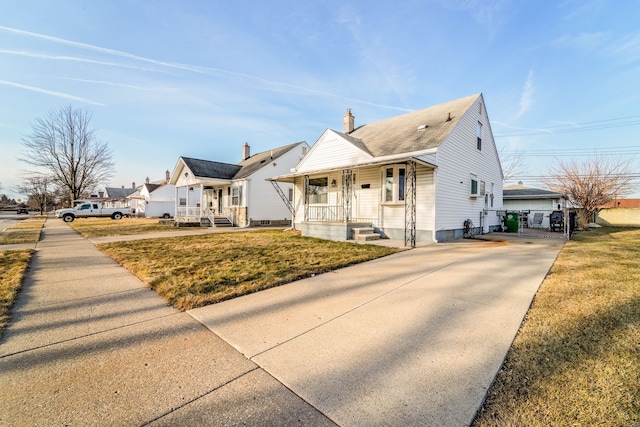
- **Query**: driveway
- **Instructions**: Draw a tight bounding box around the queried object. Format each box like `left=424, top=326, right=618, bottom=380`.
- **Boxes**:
left=190, top=236, right=564, bottom=426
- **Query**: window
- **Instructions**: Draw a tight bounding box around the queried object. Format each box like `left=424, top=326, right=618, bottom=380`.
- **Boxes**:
left=477, top=122, right=483, bottom=150
left=288, top=188, right=293, bottom=202
left=385, top=168, right=394, bottom=202
left=308, top=177, right=328, bottom=204
left=179, top=198, right=186, bottom=206
left=383, top=166, right=407, bottom=203
left=231, top=185, right=242, bottom=206
left=470, top=175, right=479, bottom=197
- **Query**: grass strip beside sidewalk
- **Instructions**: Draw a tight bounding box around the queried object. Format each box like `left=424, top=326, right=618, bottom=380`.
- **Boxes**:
left=98, top=229, right=399, bottom=310
left=0, top=250, right=33, bottom=338
left=67, top=217, right=184, bottom=238
left=473, top=227, right=640, bottom=426
left=0, top=216, right=46, bottom=245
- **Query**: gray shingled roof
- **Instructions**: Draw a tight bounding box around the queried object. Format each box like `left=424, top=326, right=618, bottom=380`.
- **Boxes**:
left=181, top=157, right=242, bottom=179
left=180, top=142, right=303, bottom=181
left=234, top=142, right=303, bottom=179
left=104, top=187, right=137, bottom=198
left=504, top=187, right=564, bottom=199
left=348, top=94, right=480, bottom=157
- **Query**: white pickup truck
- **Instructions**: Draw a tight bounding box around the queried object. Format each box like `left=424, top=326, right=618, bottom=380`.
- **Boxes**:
left=56, top=201, right=132, bottom=223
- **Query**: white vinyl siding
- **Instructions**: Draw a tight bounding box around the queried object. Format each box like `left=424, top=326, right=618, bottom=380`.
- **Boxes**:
left=295, top=130, right=372, bottom=173
left=244, top=142, right=309, bottom=222
left=434, top=97, right=503, bottom=233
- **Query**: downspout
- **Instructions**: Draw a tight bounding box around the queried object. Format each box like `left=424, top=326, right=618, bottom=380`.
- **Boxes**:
left=432, top=167, right=438, bottom=243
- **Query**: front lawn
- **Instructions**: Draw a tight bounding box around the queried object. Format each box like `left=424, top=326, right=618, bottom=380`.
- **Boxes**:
left=98, top=229, right=399, bottom=310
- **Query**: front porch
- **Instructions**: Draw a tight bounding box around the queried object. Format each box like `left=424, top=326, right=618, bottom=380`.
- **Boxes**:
left=174, top=206, right=245, bottom=227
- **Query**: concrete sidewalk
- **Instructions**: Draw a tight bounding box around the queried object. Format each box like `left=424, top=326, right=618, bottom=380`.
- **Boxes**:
left=0, top=219, right=334, bottom=426
left=0, top=218, right=564, bottom=426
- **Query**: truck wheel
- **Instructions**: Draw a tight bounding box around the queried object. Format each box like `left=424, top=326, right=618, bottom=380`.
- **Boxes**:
left=112, top=212, right=123, bottom=220
left=162, top=213, right=170, bottom=219
left=63, top=214, right=75, bottom=223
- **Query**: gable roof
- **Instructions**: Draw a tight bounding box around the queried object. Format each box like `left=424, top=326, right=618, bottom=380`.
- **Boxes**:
left=181, top=157, right=242, bottom=180
left=348, top=93, right=480, bottom=157
left=175, top=141, right=305, bottom=183
left=235, top=141, right=305, bottom=179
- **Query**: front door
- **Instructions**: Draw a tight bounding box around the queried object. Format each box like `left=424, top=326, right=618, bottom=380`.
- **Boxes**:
left=217, top=189, right=223, bottom=214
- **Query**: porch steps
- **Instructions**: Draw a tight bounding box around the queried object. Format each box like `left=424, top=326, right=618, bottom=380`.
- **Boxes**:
left=212, top=216, right=232, bottom=227
left=353, top=227, right=381, bottom=242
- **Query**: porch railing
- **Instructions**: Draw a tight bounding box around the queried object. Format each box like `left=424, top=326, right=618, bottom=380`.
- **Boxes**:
left=307, top=205, right=344, bottom=222
left=175, top=207, right=203, bottom=222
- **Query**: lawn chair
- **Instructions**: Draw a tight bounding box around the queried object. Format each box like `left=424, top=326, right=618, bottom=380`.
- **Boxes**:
left=531, top=212, right=544, bottom=228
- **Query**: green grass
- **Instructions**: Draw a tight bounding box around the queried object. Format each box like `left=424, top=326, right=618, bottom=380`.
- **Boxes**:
left=66, top=217, right=183, bottom=238
left=473, top=227, right=640, bottom=426
left=98, top=229, right=400, bottom=310
left=0, top=250, right=33, bottom=338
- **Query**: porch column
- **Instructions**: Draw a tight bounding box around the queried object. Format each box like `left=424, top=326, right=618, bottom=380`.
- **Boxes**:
left=342, top=169, right=352, bottom=223
left=200, top=183, right=204, bottom=217
left=304, top=175, right=309, bottom=222
left=404, top=161, right=417, bottom=248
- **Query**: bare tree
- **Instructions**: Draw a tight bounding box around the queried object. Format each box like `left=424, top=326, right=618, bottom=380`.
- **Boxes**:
left=499, top=148, right=527, bottom=183
left=541, top=156, right=636, bottom=228
left=20, top=105, right=114, bottom=204
left=17, top=175, right=55, bottom=214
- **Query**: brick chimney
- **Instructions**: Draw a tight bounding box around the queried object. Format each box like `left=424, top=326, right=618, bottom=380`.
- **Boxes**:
left=344, top=109, right=354, bottom=134
left=242, top=142, right=251, bottom=160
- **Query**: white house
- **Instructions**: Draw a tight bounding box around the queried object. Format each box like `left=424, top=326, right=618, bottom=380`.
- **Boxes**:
left=128, top=171, right=176, bottom=218
left=169, top=141, right=309, bottom=227
left=271, top=93, right=504, bottom=245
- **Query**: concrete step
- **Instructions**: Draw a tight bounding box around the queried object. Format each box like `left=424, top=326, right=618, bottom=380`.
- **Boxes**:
left=352, top=227, right=375, bottom=239
left=356, top=233, right=381, bottom=241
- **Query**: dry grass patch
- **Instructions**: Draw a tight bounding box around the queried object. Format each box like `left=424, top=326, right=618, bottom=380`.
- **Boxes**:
left=0, top=250, right=33, bottom=337
left=67, top=217, right=181, bottom=238
left=473, top=227, right=640, bottom=426
left=98, top=229, right=399, bottom=310
left=0, top=216, right=46, bottom=245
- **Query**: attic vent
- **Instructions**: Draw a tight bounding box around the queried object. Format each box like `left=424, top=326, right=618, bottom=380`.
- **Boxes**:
left=417, top=124, right=428, bottom=130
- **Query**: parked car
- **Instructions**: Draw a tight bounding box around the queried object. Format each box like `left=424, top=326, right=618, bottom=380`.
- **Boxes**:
left=55, top=201, right=131, bottom=222
left=17, top=207, right=29, bottom=214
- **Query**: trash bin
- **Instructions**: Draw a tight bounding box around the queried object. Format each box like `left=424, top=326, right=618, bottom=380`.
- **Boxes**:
left=505, top=212, right=519, bottom=233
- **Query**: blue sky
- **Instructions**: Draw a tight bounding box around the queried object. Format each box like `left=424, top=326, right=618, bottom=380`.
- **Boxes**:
left=1, top=0, right=639, bottom=200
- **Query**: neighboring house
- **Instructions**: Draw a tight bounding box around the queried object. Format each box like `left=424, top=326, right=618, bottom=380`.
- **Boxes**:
left=271, top=93, right=504, bottom=245
left=128, top=171, right=176, bottom=218
left=503, top=183, right=567, bottom=229
left=169, top=141, right=309, bottom=227
left=102, top=185, right=138, bottom=208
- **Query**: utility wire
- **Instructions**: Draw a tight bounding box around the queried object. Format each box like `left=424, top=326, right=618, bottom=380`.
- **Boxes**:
left=494, top=114, right=640, bottom=138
